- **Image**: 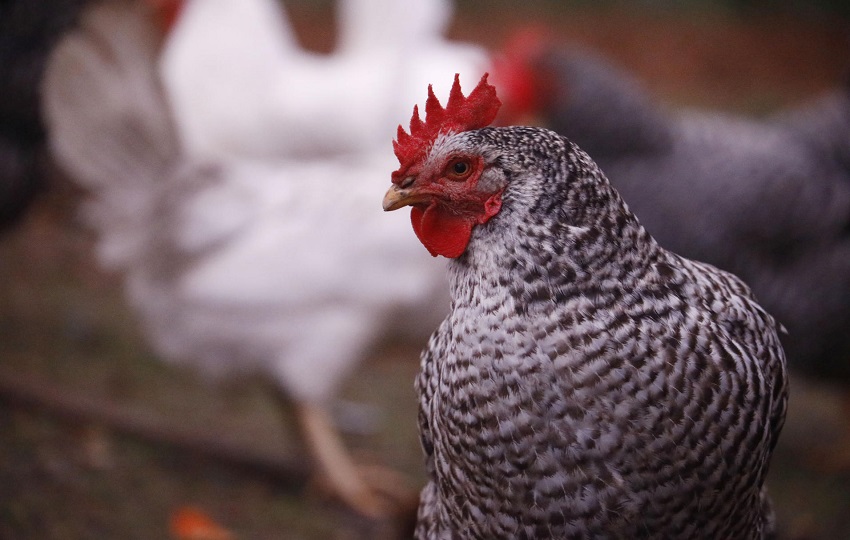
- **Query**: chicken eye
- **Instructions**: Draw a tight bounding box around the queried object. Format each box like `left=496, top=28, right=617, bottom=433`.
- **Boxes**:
left=446, top=158, right=473, bottom=181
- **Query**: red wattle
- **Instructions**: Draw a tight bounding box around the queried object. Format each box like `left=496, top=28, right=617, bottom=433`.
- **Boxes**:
left=411, top=204, right=475, bottom=258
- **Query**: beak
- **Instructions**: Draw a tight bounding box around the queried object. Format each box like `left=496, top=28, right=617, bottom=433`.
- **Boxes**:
left=382, top=184, right=430, bottom=211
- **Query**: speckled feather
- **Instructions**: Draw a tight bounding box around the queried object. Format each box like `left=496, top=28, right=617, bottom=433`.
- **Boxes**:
left=413, top=126, right=787, bottom=539
left=530, top=50, right=850, bottom=382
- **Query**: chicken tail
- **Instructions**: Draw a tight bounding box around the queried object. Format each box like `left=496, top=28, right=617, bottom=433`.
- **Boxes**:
left=42, top=0, right=179, bottom=270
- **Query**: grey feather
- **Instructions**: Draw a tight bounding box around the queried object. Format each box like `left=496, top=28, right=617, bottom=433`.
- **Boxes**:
left=412, top=126, right=787, bottom=539
left=535, top=50, right=850, bottom=381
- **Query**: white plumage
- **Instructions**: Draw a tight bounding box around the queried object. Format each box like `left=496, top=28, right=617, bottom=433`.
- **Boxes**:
left=159, top=0, right=489, bottom=160
left=43, top=0, right=490, bottom=516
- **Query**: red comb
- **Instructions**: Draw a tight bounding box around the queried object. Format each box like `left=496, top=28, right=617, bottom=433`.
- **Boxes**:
left=392, top=74, right=501, bottom=183
left=148, top=0, right=185, bottom=32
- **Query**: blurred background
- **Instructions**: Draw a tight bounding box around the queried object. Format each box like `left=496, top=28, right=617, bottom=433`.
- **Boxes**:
left=1, top=0, right=849, bottom=538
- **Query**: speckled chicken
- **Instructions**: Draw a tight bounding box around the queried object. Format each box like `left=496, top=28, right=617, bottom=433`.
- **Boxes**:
left=499, top=47, right=850, bottom=385
left=383, top=76, right=788, bottom=538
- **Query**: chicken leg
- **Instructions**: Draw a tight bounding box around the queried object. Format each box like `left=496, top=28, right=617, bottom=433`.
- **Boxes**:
left=294, top=401, right=416, bottom=519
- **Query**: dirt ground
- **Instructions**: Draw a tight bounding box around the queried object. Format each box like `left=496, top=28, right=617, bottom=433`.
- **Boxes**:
left=2, top=1, right=850, bottom=539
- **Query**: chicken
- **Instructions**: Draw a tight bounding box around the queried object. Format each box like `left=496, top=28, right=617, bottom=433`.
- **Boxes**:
left=382, top=75, right=788, bottom=538
left=498, top=47, right=850, bottom=386
left=0, top=0, right=88, bottom=230
left=498, top=46, right=850, bottom=468
left=155, top=0, right=489, bottom=161
left=42, top=0, right=452, bottom=518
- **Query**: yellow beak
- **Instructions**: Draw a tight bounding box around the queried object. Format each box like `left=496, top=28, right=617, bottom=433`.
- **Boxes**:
left=382, top=184, right=430, bottom=211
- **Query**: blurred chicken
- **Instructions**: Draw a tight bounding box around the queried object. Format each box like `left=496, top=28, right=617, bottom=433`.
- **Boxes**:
left=498, top=43, right=850, bottom=382
left=155, top=0, right=489, bottom=161
left=497, top=42, right=850, bottom=465
left=0, top=0, right=88, bottom=230
left=42, top=0, right=491, bottom=517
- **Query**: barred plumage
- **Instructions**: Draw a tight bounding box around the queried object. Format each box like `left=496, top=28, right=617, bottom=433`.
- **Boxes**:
left=526, top=50, right=850, bottom=382
left=389, top=125, right=788, bottom=539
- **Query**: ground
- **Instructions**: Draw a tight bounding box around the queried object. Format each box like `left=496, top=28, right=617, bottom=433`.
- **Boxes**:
left=2, top=1, right=850, bottom=539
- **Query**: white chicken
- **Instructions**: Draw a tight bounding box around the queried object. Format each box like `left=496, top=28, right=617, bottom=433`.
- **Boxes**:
left=43, top=0, right=490, bottom=518
left=156, top=0, right=489, bottom=160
